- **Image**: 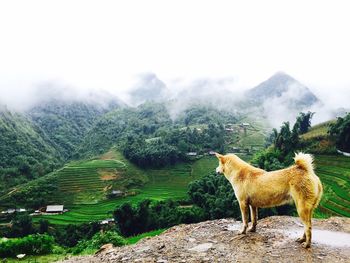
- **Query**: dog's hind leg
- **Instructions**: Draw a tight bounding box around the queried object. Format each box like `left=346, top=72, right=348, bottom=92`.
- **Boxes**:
left=296, top=200, right=313, bottom=248
left=248, top=206, right=258, bottom=232
left=238, top=201, right=249, bottom=234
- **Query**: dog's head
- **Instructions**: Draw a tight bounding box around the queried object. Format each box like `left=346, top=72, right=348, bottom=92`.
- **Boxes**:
left=215, top=153, right=226, bottom=175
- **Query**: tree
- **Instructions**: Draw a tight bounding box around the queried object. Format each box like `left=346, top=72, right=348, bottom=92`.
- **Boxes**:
left=329, top=113, right=350, bottom=152
left=295, top=111, right=314, bottom=134
left=9, top=214, right=34, bottom=237
left=38, top=219, right=49, bottom=234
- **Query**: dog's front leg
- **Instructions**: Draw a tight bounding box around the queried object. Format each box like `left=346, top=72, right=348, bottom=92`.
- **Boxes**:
left=248, top=206, right=258, bottom=232
left=238, top=201, right=249, bottom=234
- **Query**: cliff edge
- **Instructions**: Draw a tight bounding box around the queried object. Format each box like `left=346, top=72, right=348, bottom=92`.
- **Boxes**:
left=60, top=216, right=350, bottom=263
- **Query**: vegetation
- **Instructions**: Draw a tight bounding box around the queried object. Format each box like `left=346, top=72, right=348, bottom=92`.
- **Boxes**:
left=29, top=101, right=113, bottom=159
left=114, top=199, right=204, bottom=236
left=329, top=113, right=350, bottom=152
left=315, top=155, right=350, bottom=217
left=72, top=231, right=126, bottom=254
left=2, top=154, right=217, bottom=225
left=174, top=105, right=237, bottom=126
left=252, top=112, right=314, bottom=170
left=125, top=229, right=166, bottom=244
left=0, top=109, right=62, bottom=193
left=0, top=234, right=55, bottom=257
left=123, top=123, right=226, bottom=168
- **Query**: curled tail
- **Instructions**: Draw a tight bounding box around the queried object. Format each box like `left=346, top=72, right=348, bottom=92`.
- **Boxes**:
left=294, top=152, right=323, bottom=208
left=294, top=152, right=314, bottom=172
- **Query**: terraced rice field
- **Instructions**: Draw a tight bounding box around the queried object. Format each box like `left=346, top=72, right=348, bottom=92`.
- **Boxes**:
left=33, top=155, right=220, bottom=225
left=315, top=155, right=350, bottom=217
left=55, top=159, right=127, bottom=204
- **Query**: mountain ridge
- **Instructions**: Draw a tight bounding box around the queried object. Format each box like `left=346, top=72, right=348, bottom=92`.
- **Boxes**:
left=246, top=72, right=319, bottom=108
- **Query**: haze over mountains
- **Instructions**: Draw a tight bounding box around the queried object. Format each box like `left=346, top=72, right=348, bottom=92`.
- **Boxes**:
left=1, top=72, right=344, bottom=128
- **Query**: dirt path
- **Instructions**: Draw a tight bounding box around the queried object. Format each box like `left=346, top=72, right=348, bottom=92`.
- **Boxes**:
left=59, top=216, right=350, bottom=263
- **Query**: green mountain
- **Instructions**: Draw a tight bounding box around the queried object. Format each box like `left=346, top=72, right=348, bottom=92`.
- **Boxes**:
left=28, top=99, right=121, bottom=160
left=74, top=102, right=173, bottom=159
left=0, top=106, right=62, bottom=193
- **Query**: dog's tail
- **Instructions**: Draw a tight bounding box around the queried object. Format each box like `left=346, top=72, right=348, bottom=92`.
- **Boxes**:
left=294, top=152, right=323, bottom=208
left=294, top=152, right=314, bottom=172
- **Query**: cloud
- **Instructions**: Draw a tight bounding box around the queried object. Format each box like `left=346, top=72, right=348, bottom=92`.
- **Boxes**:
left=126, top=73, right=171, bottom=106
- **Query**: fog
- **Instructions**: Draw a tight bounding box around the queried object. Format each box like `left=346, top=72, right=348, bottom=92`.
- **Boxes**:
left=0, top=0, right=349, bottom=126
left=0, top=71, right=349, bottom=129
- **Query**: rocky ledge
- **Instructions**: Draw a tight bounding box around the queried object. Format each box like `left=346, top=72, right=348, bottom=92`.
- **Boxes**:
left=60, top=216, right=350, bottom=263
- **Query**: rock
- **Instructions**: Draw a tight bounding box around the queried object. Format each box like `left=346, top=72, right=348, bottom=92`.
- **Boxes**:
left=136, top=246, right=150, bottom=253
left=188, top=243, right=213, bottom=252
left=95, top=243, right=113, bottom=255
left=58, top=216, right=350, bottom=263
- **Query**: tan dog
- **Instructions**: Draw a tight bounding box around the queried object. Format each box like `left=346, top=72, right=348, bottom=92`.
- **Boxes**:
left=215, top=152, right=323, bottom=248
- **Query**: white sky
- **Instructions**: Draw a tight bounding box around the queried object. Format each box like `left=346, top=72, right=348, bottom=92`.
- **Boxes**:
left=0, top=0, right=349, bottom=106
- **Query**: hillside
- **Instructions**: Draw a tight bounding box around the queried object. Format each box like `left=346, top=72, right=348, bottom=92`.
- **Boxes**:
left=61, top=216, right=350, bottom=263
left=1, top=149, right=219, bottom=225
left=300, top=120, right=335, bottom=140
left=28, top=98, right=122, bottom=160
left=0, top=107, right=62, bottom=193
left=315, top=155, right=350, bottom=217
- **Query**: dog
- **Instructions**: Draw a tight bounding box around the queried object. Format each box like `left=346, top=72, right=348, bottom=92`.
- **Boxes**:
left=215, top=152, right=323, bottom=248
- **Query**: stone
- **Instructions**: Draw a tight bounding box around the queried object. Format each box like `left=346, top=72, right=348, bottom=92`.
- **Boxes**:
left=188, top=243, right=213, bottom=253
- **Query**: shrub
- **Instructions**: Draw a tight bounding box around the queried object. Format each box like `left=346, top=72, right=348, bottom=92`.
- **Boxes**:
left=0, top=234, right=55, bottom=257
left=72, top=231, right=126, bottom=254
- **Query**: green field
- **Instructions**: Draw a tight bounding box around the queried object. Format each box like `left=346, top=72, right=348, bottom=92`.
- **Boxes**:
left=301, top=120, right=335, bottom=140
left=315, top=154, right=350, bottom=217
left=33, top=153, right=219, bottom=225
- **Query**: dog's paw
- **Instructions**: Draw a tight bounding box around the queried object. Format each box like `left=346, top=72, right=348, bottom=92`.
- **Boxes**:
left=239, top=229, right=247, bottom=235
left=247, top=227, right=256, bottom=233
left=302, top=242, right=311, bottom=248
left=295, top=237, right=306, bottom=243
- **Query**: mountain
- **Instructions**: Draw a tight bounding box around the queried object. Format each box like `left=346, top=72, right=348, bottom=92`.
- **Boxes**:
left=74, top=102, right=172, bottom=159
left=246, top=72, right=319, bottom=108
left=28, top=89, right=125, bottom=159
left=0, top=106, right=62, bottom=192
left=28, top=100, right=119, bottom=160
left=61, top=216, right=350, bottom=263
left=127, top=73, right=171, bottom=106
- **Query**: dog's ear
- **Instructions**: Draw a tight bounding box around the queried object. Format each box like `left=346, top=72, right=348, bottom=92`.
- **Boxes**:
left=215, top=153, right=226, bottom=164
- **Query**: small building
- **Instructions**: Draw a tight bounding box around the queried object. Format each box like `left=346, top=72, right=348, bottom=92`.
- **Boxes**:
left=241, top=123, right=250, bottom=127
left=186, top=152, right=197, bottom=156
left=46, top=205, right=64, bottom=213
left=100, top=218, right=115, bottom=225
left=111, top=190, right=124, bottom=197
left=209, top=151, right=216, bottom=155
left=1, top=208, right=26, bottom=214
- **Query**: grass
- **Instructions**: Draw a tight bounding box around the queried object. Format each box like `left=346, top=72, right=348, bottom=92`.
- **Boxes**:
left=33, top=154, right=220, bottom=225
left=2, top=253, right=67, bottom=263
left=301, top=120, right=335, bottom=140
left=126, top=228, right=167, bottom=244
left=315, top=154, right=350, bottom=217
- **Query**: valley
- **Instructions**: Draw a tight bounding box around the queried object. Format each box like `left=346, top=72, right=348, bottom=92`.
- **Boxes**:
left=0, top=72, right=349, bottom=261
left=9, top=150, right=220, bottom=225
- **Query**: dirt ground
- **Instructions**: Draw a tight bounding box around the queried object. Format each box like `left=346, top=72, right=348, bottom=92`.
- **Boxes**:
left=59, top=216, right=350, bottom=263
